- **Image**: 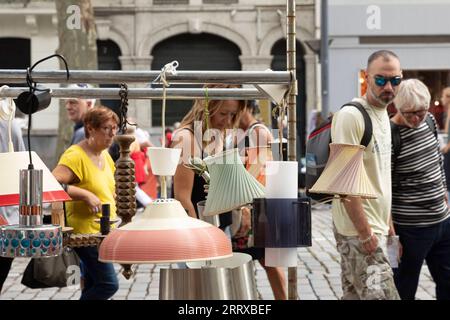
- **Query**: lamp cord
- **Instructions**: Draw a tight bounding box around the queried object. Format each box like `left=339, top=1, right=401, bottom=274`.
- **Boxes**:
left=152, top=60, right=179, bottom=147
left=24, top=54, right=70, bottom=169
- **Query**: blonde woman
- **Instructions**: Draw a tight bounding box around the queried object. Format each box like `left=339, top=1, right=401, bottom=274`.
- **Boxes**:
left=171, top=84, right=245, bottom=232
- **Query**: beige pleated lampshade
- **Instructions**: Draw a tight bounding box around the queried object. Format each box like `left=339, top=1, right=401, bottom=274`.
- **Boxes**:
left=98, top=198, right=232, bottom=264
left=203, top=148, right=265, bottom=216
left=309, top=143, right=377, bottom=199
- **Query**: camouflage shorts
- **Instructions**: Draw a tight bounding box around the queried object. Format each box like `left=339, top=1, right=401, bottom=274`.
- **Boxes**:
left=334, top=229, right=400, bottom=300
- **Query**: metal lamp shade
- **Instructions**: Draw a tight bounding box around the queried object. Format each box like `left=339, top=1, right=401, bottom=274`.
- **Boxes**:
left=159, top=253, right=257, bottom=300
left=98, top=199, right=232, bottom=264
left=1, top=224, right=63, bottom=258
left=203, top=148, right=265, bottom=216
left=253, top=197, right=311, bottom=248
left=309, top=143, right=378, bottom=199
left=0, top=151, right=70, bottom=206
left=0, top=151, right=67, bottom=258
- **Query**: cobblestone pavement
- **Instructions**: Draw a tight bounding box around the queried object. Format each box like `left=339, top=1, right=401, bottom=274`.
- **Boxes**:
left=0, top=204, right=437, bottom=300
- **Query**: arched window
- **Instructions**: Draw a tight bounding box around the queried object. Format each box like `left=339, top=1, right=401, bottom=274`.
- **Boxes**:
left=151, top=33, right=241, bottom=127
left=97, top=39, right=122, bottom=114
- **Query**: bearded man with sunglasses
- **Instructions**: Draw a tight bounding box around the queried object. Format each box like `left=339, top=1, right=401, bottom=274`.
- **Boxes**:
left=390, top=79, right=450, bottom=300
left=331, top=50, right=401, bottom=300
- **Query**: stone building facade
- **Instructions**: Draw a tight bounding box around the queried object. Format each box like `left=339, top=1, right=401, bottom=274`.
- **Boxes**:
left=0, top=0, right=318, bottom=166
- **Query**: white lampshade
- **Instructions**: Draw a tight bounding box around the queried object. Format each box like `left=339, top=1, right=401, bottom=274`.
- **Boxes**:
left=147, top=147, right=181, bottom=176
left=0, top=151, right=70, bottom=206
left=309, top=143, right=377, bottom=199
left=202, top=148, right=265, bottom=216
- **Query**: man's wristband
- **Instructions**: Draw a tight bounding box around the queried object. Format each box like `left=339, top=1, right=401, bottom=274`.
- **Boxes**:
left=359, top=232, right=374, bottom=244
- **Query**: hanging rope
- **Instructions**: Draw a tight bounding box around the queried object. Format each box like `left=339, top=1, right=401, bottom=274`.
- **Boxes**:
left=271, top=98, right=288, bottom=161
left=0, top=85, right=15, bottom=152
left=152, top=60, right=179, bottom=147
left=203, top=87, right=211, bottom=144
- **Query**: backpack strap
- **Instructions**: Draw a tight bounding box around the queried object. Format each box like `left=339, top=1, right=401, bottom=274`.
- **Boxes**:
left=425, top=114, right=438, bottom=138
left=390, top=121, right=401, bottom=167
left=340, top=101, right=373, bottom=147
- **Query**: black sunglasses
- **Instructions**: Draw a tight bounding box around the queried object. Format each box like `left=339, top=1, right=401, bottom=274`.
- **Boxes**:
left=374, top=75, right=402, bottom=87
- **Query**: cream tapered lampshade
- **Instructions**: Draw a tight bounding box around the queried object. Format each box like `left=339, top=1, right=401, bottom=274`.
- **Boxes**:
left=309, top=143, right=377, bottom=199
left=0, top=151, right=70, bottom=206
left=202, top=148, right=265, bottom=217
left=254, top=69, right=289, bottom=105
left=98, top=198, right=232, bottom=264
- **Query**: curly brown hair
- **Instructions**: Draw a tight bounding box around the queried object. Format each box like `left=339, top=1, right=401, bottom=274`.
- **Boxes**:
left=84, top=106, right=119, bottom=138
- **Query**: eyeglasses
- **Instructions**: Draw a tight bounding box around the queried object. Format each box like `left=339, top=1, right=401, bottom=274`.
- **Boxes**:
left=401, top=109, right=428, bottom=118
left=100, top=126, right=119, bottom=134
left=374, top=75, right=402, bottom=87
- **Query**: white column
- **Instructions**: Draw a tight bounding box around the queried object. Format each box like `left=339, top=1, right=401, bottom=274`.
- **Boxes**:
left=119, top=55, right=153, bottom=130
left=239, top=55, right=273, bottom=71
left=30, top=23, right=59, bottom=131
left=239, top=55, right=274, bottom=125
left=304, top=53, right=318, bottom=129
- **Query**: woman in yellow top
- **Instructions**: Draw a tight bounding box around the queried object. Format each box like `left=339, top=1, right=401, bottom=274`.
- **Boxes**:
left=53, top=106, right=119, bottom=300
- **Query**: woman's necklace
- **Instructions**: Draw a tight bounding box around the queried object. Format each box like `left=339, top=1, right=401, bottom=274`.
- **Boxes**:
left=83, top=141, right=103, bottom=168
left=368, top=107, right=388, bottom=134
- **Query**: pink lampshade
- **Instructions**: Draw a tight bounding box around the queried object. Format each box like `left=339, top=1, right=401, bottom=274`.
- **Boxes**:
left=99, top=199, right=233, bottom=264
left=0, top=151, right=70, bottom=206
left=309, top=143, right=377, bottom=199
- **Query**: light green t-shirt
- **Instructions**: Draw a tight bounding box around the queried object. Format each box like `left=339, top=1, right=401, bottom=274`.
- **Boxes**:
left=330, top=97, right=391, bottom=236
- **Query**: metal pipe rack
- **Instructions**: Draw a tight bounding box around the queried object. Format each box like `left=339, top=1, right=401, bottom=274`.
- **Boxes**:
left=0, top=70, right=291, bottom=85
left=0, top=87, right=268, bottom=100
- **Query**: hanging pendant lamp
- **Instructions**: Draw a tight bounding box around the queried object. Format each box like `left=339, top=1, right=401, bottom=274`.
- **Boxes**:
left=202, top=148, right=265, bottom=217
left=309, top=143, right=378, bottom=199
left=98, top=198, right=232, bottom=264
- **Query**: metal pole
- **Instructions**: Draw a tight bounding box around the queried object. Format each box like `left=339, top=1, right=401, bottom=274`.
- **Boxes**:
left=287, top=0, right=298, bottom=300
left=0, top=70, right=291, bottom=85
left=0, top=87, right=268, bottom=100
left=320, top=0, right=329, bottom=118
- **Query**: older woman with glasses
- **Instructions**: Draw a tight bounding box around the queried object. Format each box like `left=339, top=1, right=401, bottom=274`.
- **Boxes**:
left=390, top=78, right=450, bottom=300
left=53, top=106, right=119, bottom=300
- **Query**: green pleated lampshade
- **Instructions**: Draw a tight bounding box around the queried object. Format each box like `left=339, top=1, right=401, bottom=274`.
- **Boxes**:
left=203, top=148, right=265, bottom=216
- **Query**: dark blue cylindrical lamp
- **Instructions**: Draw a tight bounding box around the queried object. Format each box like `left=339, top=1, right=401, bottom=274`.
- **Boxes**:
left=253, top=197, right=311, bottom=248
